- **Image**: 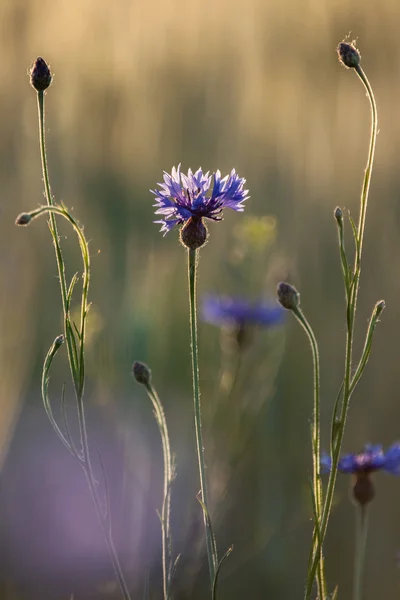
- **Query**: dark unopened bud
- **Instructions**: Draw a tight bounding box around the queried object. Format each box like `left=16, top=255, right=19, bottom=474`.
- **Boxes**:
left=30, top=57, right=52, bottom=91
left=337, top=42, right=361, bottom=69
left=277, top=282, right=300, bottom=311
left=180, top=217, right=208, bottom=249
left=352, top=472, right=375, bottom=506
left=132, top=361, right=151, bottom=386
left=334, top=206, right=343, bottom=224
left=15, top=212, right=32, bottom=226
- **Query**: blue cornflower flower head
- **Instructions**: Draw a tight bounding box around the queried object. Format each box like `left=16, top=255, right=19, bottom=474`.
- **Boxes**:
left=321, top=443, right=400, bottom=475
left=321, top=443, right=400, bottom=506
left=151, top=165, right=249, bottom=247
left=202, top=295, right=285, bottom=329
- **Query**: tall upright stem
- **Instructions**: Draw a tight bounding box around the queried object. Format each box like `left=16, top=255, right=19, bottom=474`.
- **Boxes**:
left=354, top=65, right=377, bottom=266
left=79, top=401, right=132, bottom=600
left=37, top=91, right=78, bottom=387
left=293, top=307, right=325, bottom=599
left=37, top=90, right=132, bottom=600
left=353, top=505, right=369, bottom=600
left=188, top=248, right=217, bottom=588
left=306, top=63, right=377, bottom=599
left=145, top=380, right=173, bottom=600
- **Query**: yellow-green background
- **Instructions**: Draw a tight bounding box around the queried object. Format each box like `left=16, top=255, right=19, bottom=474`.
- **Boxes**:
left=1, top=0, right=400, bottom=598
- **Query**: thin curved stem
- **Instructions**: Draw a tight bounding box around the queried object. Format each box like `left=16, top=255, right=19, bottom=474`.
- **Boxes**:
left=188, top=248, right=218, bottom=588
left=24, top=201, right=90, bottom=399
left=144, top=380, right=173, bottom=600
left=292, top=306, right=325, bottom=600
left=305, top=63, right=377, bottom=599
left=35, top=94, right=132, bottom=600
left=37, top=92, right=79, bottom=389
left=79, top=408, right=133, bottom=600
left=354, top=65, right=377, bottom=266
left=41, top=335, right=77, bottom=456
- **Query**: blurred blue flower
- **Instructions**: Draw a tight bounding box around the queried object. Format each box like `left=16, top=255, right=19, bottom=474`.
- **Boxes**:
left=202, top=295, right=285, bottom=328
left=321, top=443, right=400, bottom=475
left=151, top=165, right=249, bottom=234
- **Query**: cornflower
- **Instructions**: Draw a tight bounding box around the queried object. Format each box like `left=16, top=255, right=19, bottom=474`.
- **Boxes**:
left=151, top=165, right=248, bottom=238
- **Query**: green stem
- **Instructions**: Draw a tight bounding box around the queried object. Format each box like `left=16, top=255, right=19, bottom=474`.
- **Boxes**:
left=350, top=300, right=385, bottom=394
left=354, top=65, right=377, bottom=266
left=335, top=212, right=351, bottom=298
left=22, top=202, right=89, bottom=400
left=78, top=400, right=133, bottom=600
left=305, top=63, right=377, bottom=599
left=292, top=307, right=325, bottom=599
left=41, top=335, right=80, bottom=457
left=353, top=505, right=369, bottom=600
left=145, top=380, right=173, bottom=600
left=37, top=91, right=79, bottom=389
left=36, top=94, right=132, bottom=600
left=188, top=248, right=217, bottom=587
left=212, top=546, right=233, bottom=600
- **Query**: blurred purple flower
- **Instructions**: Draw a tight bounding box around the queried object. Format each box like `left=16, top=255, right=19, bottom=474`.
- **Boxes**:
left=321, top=443, right=400, bottom=475
left=151, top=165, right=249, bottom=234
left=202, top=295, right=285, bottom=328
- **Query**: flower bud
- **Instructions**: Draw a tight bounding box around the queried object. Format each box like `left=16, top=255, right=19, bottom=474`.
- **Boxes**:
left=29, top=57, right=52, bottom=91
left=277, top=282, right=300, bottom=311
left=337, top=42, right=361, bottom=69
left=180, top=217, right=208, bottom=249
left=352, top=472, right=375, bottom=506
left=132, top=361, right=151, bottom=386
left=54, top=334, right=64, bottom=349
left=334, top=206, right=343, bottom=224
left=375, top=300, right=386, bottom=317
left=15, top=212, right=32, bottom=226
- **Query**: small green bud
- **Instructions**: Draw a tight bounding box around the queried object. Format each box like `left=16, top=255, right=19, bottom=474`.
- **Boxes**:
left=337, top=41, right=361, bottom=69
left=180, top=217, right=208, bottom=249
left=29, top=57, right=52, bottom=91
left=132, top=361, right=151, bottom=386
left=277, top=282, right=300, bottom=311
left=15, top=212, right=32, bottom=226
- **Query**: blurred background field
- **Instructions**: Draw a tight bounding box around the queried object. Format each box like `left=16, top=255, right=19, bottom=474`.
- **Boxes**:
left=2, top=0, right=400, bottom=598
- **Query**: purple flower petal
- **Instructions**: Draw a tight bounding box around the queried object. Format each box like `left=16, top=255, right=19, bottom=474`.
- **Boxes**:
left=202, top=295, right=284, bottom=328
left=151, top=166, right=249, bottom=234
left=321, top=443, right=400, bottom=476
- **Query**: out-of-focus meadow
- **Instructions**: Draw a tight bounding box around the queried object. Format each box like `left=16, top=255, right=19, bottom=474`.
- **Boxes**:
left=2, top=0, right=400, bottom=598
